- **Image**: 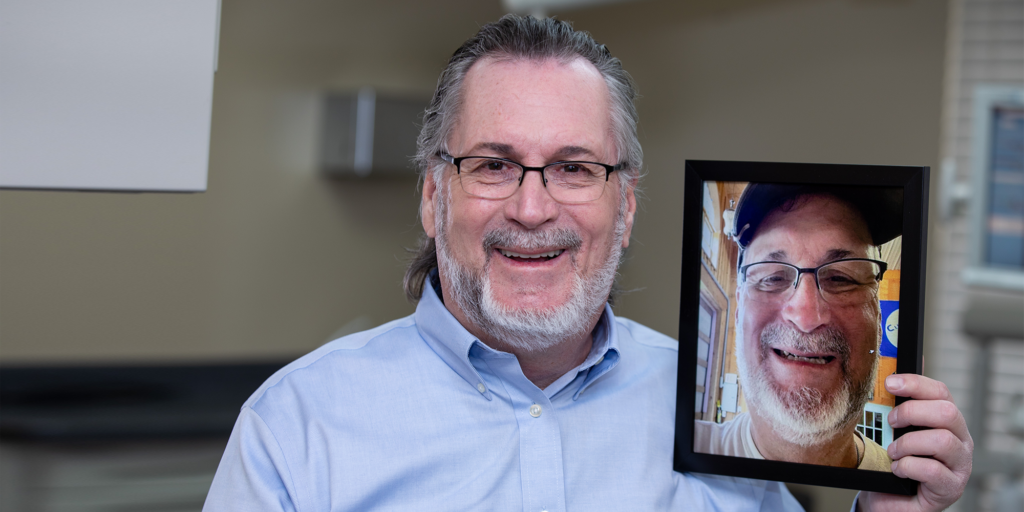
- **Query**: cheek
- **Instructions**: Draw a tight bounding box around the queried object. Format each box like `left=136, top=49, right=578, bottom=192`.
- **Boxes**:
left=840, top=303, right=881, bottom=348
left=576, top=204, right=622, bottom=259
left=447, top=198, right=499, bottom=249
left=836, top=304, right=882, bottom=374
left=741, top=300, right=773, bottom=334
left=737, top=296, right=774, bottom=354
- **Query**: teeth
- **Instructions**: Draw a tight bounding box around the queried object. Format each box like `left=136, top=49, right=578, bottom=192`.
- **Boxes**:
left=777, top=349, right=831, bottom=365
left=500, top=249, right=564, bottom=259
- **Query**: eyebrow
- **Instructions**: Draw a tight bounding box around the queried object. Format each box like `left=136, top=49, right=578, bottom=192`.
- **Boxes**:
left=759, top=248, right=857, bottom=265
left=551, top=145, right=599, bottom=161
left=470, top=142, right=515, bottom=156
left=823, top=249, right=855, bottom=262
left=467, top=143, right=600, bottom=162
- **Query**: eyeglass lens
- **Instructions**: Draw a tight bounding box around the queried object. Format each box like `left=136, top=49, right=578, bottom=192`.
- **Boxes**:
left=456, top=157, right=609, bottom=203
left=743, top=260, right=883, bottom=306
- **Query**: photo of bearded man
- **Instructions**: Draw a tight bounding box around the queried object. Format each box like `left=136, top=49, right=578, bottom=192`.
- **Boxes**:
left=693, top=182, right=903, bottom=472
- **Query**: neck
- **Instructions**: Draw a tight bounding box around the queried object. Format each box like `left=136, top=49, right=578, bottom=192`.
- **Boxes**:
left=747, top=410, right=861, bottom=468
left=489, top=329, right=594, bottom=389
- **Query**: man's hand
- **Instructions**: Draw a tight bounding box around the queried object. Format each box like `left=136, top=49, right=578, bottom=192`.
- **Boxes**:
left=857, top=374, right=973, bottom=512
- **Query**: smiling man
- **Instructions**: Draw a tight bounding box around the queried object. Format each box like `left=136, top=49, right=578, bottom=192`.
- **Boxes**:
left=205, top=16, right=972, bottom=512
left=695, top=184, right=904, bottom=471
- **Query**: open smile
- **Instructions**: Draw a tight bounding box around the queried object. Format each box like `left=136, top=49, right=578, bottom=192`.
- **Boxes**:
left=498, top=248, right=565, bottom=261
left=772, top=348, right=836, bottom=365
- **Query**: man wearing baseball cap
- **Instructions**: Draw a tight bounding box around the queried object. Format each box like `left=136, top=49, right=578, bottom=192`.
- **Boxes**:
left=695, top=184, right=905, bottom=471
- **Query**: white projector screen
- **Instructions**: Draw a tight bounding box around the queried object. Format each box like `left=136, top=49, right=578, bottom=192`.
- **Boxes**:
left=0, top=0, right=220, bottom=192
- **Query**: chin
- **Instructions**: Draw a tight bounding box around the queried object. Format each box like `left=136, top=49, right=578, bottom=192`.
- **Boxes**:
left=478, top=273, right=600, bottom=352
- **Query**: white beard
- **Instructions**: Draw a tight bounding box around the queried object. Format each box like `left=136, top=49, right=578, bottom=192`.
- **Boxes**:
left=735, top=321, right=877, bottom=447
left=434, top=181, right=626, bottom=353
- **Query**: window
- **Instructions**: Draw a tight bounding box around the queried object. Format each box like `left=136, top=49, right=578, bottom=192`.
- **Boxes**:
left=964, top=86, right=1024, bottom=290
left=857, top=403, right=894, bottom=449
left=701, top=183, right=720, bottom=268
left=985, top=106, right=1024, bottom=267
left=857, top=410, right=883, bottom=445
left=695, top=297, right=716, bottom=418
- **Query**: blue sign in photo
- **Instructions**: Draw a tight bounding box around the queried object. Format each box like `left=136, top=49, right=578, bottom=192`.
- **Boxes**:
left=879, top=300, right=899, bottom=358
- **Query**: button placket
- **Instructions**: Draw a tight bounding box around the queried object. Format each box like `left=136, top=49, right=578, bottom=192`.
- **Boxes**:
left=476, top=349, right=566, bottom=512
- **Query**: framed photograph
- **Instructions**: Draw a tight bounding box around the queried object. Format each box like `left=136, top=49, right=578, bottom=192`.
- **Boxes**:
left=674, top=160, right=929, bottom=495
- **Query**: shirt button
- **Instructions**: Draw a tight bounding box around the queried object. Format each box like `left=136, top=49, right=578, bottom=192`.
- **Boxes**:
left=476, top=383, right=486, bottom=394
left=529, top=404, right=542, bottom=418
left=595, top=355, right=604, bottom=365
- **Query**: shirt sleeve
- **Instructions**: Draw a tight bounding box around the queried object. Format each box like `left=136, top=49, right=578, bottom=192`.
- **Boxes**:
left=203, top=407, right=299, bottom=512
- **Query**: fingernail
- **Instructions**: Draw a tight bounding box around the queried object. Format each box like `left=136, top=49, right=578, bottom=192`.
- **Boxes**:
left=891, top=461, right=898, bottom=474
left=888, top=407, right=897, bottom=425
left=886, top=374, right=904, bottom=391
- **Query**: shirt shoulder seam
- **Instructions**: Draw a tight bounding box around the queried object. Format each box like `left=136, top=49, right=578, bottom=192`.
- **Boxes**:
left=247, top=315, right=417, bottom=407
left=613, top=316, right=679, bottom=352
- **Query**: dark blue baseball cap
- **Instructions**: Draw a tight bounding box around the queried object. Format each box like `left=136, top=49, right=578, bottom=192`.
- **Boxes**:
left=732, top=183, right=903, bottom=252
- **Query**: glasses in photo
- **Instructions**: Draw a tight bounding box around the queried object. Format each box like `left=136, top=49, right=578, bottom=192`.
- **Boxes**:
left=739, top=258, right=888, bottom=306
left=439, top=153, right=625, bottom=204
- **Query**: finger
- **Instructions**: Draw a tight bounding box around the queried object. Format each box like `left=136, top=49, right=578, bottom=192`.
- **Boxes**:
left=886, top=374, right=953, bottom=402
left=886, top=428, right=971, bottom=469
left=891, top=456, right=966, bottom=507
left=888, top=399, right=972, bottom=444
left=891, top=456, right=953, bottom=488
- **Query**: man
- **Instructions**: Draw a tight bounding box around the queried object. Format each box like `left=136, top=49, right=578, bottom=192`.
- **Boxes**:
left=205, top=15, right=972, bottom=511
left=694, top=184, right=902, bottom=472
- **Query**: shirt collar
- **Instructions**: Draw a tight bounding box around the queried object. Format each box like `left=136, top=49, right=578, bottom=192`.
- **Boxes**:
left=414, top=269, right=620, bottom=400
left=576, top=305, right=620, bottom=399
left=415, top=270, right=494, bottom=400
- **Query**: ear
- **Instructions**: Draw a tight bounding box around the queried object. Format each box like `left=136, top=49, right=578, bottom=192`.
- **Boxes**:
left=620, top=175, right=638, bottom=249
left=421, top=172, right=438, bottom=238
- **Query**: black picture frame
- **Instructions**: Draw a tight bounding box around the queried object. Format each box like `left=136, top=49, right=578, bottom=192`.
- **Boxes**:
left=674, top=160, right=929, bottom=496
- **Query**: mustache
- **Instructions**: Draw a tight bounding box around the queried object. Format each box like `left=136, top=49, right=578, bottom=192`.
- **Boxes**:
left=760, top=323, right=850, bottom=361
left=482, top=226, right=583, bottom=254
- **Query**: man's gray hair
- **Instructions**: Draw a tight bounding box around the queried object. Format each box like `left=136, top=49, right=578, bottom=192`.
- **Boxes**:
left=404, top=14, right=642, bottom=302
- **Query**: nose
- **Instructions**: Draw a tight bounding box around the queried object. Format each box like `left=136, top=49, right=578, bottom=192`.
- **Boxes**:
left=781, top=273, right=831, bottom=333
left=505, top=169, right=559, bottom=229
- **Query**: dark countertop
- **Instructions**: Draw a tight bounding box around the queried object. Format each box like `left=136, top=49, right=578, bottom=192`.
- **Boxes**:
left=0, top=362, right=288, bottom=441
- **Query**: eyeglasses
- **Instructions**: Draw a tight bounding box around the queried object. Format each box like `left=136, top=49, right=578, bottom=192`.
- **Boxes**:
left=739, top=258, right=887, bottom=307
left=439, top=153, right=624, bottom=204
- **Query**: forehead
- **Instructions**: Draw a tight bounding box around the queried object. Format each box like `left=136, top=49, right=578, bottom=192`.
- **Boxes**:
left=745, top=194, right=873, bottom=263
left=452, top=56, right=613, bottom=159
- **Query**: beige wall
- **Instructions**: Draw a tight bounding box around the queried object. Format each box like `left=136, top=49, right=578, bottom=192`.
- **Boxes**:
left=0, top=0, right=947, bottom=363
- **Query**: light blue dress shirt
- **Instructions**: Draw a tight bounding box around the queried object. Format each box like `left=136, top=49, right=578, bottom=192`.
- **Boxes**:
left=204, top=276, right=802, bottom=511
